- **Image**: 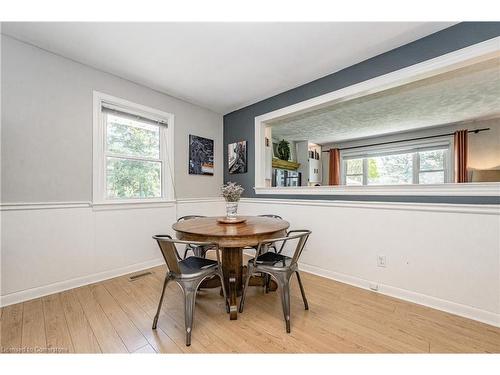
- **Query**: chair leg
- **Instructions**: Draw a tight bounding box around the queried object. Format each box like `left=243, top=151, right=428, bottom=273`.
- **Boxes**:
left=238, top=266, right=253, bottom=313
left=295, top=271, right=309, bottom=310
left=277, top=273, right=292, bottom=333
left=265, top=274, right=271, bottom=293
left=152, top=275, right=170, bottom=329
left=183, top=246, right=190, bottom=260
left=183, top=285, right=197, bottom=346
left=218, top=271, right=230, bottom=313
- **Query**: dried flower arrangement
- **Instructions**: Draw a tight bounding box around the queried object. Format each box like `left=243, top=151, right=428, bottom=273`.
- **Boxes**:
left=221, top=182, right=244, bottom=202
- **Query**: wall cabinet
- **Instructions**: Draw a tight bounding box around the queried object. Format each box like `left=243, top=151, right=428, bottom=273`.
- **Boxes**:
left=296, top=141, right=322, bottom=186
left=309, top=158, right=321, bottom=183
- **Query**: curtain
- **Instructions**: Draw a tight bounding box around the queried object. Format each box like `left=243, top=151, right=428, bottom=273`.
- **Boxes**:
left=454, top=130, right=469, bottom=183
left=329, top=148, right=341, bottom=185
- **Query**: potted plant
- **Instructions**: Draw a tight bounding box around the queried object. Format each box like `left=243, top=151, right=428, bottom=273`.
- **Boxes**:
left=277, top=139, right=290, bottom=161
left=221, top=182, right=244, bottom=219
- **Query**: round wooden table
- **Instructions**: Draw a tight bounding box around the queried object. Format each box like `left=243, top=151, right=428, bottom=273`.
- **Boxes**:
left=172, top=216, right=289, bottom=319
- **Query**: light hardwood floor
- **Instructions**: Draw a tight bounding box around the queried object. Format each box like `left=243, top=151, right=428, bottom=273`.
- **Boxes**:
left=1, top=263, right=500, bottom=353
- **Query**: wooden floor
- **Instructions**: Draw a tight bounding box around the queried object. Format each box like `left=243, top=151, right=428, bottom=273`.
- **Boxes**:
left=2, top=262, right=500, bottom=353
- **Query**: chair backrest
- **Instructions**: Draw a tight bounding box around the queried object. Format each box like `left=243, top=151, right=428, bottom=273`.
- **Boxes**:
left=256, top=230, right=311, bottom=267
left=153, top=235, right=182, bottom=274
left=153, top=235, right=218, bottom=275
left=258, top=214, right=283, bottom=219
left=177, top=215, right=206, bottom=222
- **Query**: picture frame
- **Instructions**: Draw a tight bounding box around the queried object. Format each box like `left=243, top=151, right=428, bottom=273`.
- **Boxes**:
left=228, top=140, right=248, bottom=174
left=189, top=134, right=214, bottom=175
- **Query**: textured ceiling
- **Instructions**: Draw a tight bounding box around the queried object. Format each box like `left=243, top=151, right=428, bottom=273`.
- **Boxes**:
left=270, top=57, right=500, bottom=144
left=1, top=22, right=455, bottom=113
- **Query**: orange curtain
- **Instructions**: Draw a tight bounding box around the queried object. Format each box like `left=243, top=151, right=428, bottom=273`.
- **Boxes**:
left=329, top=148, right=340, bottom=185
left=454, top=130, right=469, bottom=183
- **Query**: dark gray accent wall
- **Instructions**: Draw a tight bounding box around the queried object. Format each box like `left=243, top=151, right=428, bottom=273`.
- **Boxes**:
left=223, top=22, right=500, bottom=204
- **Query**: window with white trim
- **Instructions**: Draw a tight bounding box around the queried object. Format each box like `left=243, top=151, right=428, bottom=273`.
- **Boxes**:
left=93, top=92, right=174, bottom=203
left=342, top=139, right=452, bottom=186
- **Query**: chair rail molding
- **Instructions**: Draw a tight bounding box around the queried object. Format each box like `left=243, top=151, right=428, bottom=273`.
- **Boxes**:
left=254, top=183, right=500, bottom=198
left=240, top=198, right=500, bottom=215
left=0, top=200, right=177, bottom=211
left=0, top=201, right=92, bottom=211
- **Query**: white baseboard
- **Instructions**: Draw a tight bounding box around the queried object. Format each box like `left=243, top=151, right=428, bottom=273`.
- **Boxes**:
left=299, top=262, right=500, bottom=328
left=0, top=258, right=164, bottom=307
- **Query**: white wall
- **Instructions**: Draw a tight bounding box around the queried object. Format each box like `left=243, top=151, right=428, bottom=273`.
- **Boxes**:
left=0, top=203, right=176, bottom=305
left=237, top=199, right=500, bottom=327
left=1, top=198, right=499, bottom=328
left=0, top=199, right=227, bottom=306
left=0, top=35, right=224, bottom=306
left=1, top=35, right=223, bottom=202
left=468, top=118, right=500, bottom=171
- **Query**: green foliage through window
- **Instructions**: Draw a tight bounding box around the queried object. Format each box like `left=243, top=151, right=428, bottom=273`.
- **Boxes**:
left=344, top=148, right=447, bottom=186
left=105, top=114, right=162, bottom=199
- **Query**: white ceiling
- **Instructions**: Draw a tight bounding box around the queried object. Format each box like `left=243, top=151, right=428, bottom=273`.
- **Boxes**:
left=1, top=22, right=456, bottom=114
left=270, top=57, right=500, bottom=145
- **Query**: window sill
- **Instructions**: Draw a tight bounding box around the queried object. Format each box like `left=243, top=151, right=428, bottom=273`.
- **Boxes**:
left=254, top=183, right=500, bottom=197
left=92, top=199, right=176, bottom=211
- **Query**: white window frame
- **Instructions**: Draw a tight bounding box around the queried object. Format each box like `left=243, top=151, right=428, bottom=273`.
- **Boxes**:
left=93, top=91, right=175, bottom=205
left=340, top=137, right=454, bottom=186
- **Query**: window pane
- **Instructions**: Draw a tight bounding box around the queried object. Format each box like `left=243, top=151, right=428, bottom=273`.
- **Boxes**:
left=346, top=175, right=363, bottom=185
left=419, top=171, right=445, bottom=184
left=419, top=149, right=445, bottom=171
left=107, top=114, right=160, bottom=158
left=106, top=157, right=161, bottom=199
left=367, top=153, right=413, bottom=185
left=346, top=159, right=363, bottom=174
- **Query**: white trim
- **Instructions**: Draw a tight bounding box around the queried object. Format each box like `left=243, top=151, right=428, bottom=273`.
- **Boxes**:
left=0, top=201, right=92, bottom=211
left=176, top=197, right=225, bottom=204
left=2, top=197, right=498, bottom=214
left=254, top=37, right=500, bottom=191
left=240, top=197, right=500, bottom=215
left=0, top=258, right=164, bottom=308
left=254, top=182, right=500, bottom=197
left=1, top=199, right=180, bottom=211
left=298, top=263, right=500, bottom=328
left=92, top=91, right=175, bottom=205
left=91, top=200, right=176, bottom=211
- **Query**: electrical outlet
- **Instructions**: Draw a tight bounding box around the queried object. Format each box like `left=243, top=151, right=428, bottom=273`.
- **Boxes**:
left=377, top=255, right=387, bottom=267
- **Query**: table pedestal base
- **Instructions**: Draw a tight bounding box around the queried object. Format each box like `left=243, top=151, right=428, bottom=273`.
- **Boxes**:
left=198, top=247, right=277, bottom=320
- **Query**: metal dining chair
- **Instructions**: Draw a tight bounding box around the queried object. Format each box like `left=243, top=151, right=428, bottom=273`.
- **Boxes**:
left=258, top=214, right=283, bottom=219
left=177, top=215, right=214, bottom=259
left=247, top=214, right=283, bottom=292
left=257, top=215, right=282, bottom=253
left=152, top=235, right=229, bottom=346
left=239, top=230, right=311, bottom=333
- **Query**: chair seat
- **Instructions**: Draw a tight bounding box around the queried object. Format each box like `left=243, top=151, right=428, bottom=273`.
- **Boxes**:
left=178, top=256, right=218, bottom=277
left=249, top=251, right=292, bottom=268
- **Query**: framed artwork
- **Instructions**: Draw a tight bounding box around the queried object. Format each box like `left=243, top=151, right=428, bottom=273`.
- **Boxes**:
left=228, top=140, right=247, bottom=174
left=189, top=135, right=214, bottom=175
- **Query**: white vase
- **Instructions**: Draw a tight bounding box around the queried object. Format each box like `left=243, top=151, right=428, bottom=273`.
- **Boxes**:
left=225, top=201, right=239, bottom=219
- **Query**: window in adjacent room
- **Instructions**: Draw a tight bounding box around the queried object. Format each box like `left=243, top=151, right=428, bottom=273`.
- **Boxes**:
left=341, top=140, right=451, bottom=186
left=93, top=92, right=174, bottom=203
